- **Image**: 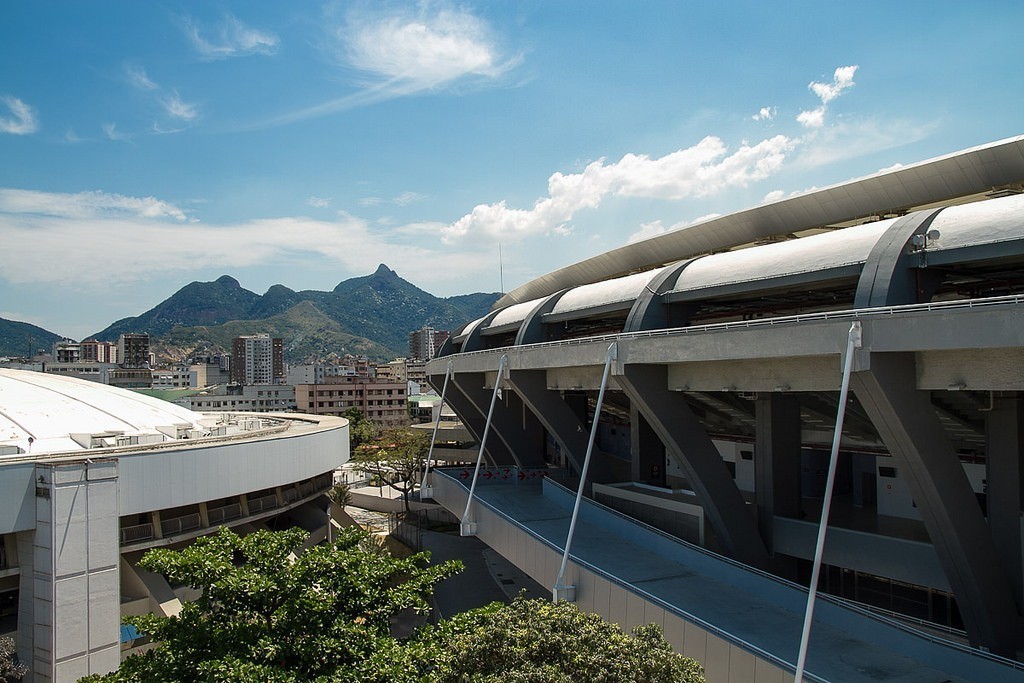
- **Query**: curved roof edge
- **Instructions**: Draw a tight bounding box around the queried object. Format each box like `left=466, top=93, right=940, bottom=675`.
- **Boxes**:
left=495, top=135, right=1024, bottom=309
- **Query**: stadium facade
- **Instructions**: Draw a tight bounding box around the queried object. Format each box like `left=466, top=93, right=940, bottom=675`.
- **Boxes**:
left=0, top=369, right=348, bottom=682
left=426, top=136, right=1024, bottom=681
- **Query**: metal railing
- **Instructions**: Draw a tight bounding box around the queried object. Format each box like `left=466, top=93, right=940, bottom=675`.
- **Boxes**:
left=161, top=513, right=201, bottom=537
left=207, top=503, right=242, bottom=525
left=120, top=523, right=154, bottom=545
left=247, top=494, right=279, bottom=514
left=453, top=293, right=1024, bottom=360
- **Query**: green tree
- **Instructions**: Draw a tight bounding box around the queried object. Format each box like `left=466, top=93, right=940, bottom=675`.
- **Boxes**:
left=340, top=408, right=379, bottom=450
left=350, top=427, right=429, bottom=513
left=80, top=526, right=460, bottom=683
left=427, top=597, right=704, bottom=683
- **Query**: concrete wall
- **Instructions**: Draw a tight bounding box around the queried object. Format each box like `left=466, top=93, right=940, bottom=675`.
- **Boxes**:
left=434, top=473, right=795, bottom=683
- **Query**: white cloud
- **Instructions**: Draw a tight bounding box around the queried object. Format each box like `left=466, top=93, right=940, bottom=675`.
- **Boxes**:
left=358, top=196, right=384, bottom=207
left=797, top=107, right=825, bottom=129
left=0, top=188, right=492, bottom=288
left=0, top=188, right=189, bottom=221
left=798, top=65, right=858, bottom=128
left=102, top=122, right=129, bottom=141
left=752, top=106, right=776, bottom=121
left=162, top=91, right=199, bottom=121
left=794, top=117, right=937, bottom=169
left=627, top=220, right=667, bottom=244
left=124, top=63, right=158, bottom=91
left=254, top=5, right=520, bottom=128
left=343, top=5, right=517, bottom=89
left=810, top=65, right=858, bottom=104
left=393, top=191, right=426, bottom=206
left=762, top=190, right=786, bottom=203
left=0, top=96, right=39, bottom=135
left=442, top=135, right=794, bottom=243
left=185, top=14, right=279, bottom=60
left=308, top=196, right=332, bottom=208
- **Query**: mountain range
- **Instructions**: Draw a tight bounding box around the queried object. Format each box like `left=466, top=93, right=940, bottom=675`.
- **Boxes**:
left=0, top=265, right=500, bottom=363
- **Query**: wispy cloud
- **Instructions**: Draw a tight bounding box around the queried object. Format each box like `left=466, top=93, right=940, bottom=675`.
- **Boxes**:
left=161, top=91, right=199, bottom=121
left=441, top=135, right=794, bottom=244
left=626, top=213, right=721, bottom=245
left=307, top=196, right=332, bottom=208
left=752, top=106, right=776, bottom=122
left=0, top=188, right=190, bottom=221
left=0, top=96, right=39, bottom=135
left=184, top=14, right=279, bottom=60
left=102, top=122, right=130, bottom=141
left=798, top=65, right=857, bottom=129
left=124, top=63, right=158, bottom=91
left=0, top=188, right=491, bottom=288
left=255, top=4, right=520, bottom=128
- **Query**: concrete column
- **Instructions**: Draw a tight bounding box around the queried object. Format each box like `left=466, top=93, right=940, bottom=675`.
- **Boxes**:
left=754, top=394, right=802, bottom=553
left=29, top=460, right=120, bottom=681
left=453, top=373, right=546, bottom=468
left=630, top=405, right=665, bottom=486
left=506, top=370, right=589, bottom=474
left=615, top=365, right=770, bottom=569
left=442, top=377, right=517, bottom=466
left=987, top=396, right=1024, bottom=612
left=852, top=353, right=1022, bottom=655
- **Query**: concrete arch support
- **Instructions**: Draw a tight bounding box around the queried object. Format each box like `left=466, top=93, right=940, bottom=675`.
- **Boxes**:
left=452, top=372, right=547, bottom=468
left=506, top=369, right=591, bottom=475
left=852, top=352, right=1022, bottom=655
left=854, top=208, right=945, bottom=308
left=615, top=365, right=771, bottom=569
left=623, top=259, right=695, bottom=333
left=432, top=373, right=517, bottom=466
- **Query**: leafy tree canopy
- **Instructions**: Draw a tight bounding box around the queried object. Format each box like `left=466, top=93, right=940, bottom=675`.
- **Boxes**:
left=426, top=597, right=704, bottom=683
left=81, top=528, right=705, bottom=683
left=81, top=526, right=460, bottom=683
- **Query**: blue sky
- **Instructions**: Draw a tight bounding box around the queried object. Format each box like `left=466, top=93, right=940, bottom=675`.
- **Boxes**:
left=2, top=1, right=1022, bottom=340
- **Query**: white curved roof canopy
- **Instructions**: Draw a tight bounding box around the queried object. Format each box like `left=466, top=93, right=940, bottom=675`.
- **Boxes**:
left=924, top=192, right=1024, bottom=253
left=496, top=135, right=1024, bottom=308
left=487, top=299, right=544, bottom=332
left=666, top=220, right=893, bottom=297
left=0, top=369, right=205, bottom=456
left=548, top=267, right=668, bottom=317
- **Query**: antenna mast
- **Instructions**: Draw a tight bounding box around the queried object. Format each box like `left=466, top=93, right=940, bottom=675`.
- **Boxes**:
left=498, top=242, right=505, bottom=293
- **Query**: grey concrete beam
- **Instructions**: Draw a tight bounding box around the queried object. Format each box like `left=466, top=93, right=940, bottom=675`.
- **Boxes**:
left=852, top=353, right=1022, bottom=655
left=432, top=374, right=517, bottom=467
left=855, top=208, right=945, bottom=308
left=987, top=396, right=1024, bottom=612
left=506, top=370, right=589, bottom=474
left=615, top=364, right=770, bottom=569
left=754, top=394, right=802, bottom=556
left=452, top=373, right=547, bottom=469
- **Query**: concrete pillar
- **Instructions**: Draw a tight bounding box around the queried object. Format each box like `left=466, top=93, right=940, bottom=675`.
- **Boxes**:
left=27, top=460, right=120, bottom=681
left=507, top=370, right=589, bottom=474
left=630, top=405, right=666, bottom=486
left=987, top=396, right=1024, bottom=612
left=754, top=394, right=802, bottom=553
left=453, top=373, right=546, bottom=468
left=853, top=353, right=1022, bottom=655
left=443, top=377, right=518, bottom=466
left=616, top=365, right=770, bottom=569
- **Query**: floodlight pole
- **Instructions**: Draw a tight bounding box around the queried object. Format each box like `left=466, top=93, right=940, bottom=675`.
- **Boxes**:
left=553, top=342, right=617, bottom=602
left=794, top=321, right=861, bottom=682
left=460, top=354, right=508, bottom=536
left=420, top=360, right=453, bottom=499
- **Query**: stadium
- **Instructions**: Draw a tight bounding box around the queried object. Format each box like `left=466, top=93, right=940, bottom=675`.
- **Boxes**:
left=426, top=136, right=1024, bottom=681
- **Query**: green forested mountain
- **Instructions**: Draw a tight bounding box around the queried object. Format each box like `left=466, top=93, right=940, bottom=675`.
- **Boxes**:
left=89, top=265, right=500, bottom=362
left=0, top=317, right=64, bottom=358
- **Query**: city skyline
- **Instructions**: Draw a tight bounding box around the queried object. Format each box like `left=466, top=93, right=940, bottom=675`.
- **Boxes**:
left=2, top=1, right=1022, bottom=339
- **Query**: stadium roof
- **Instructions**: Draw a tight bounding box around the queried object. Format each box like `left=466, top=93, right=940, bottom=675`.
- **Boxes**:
left=0, top=369, right=205, bottom=456
left=496, top=135, right=1024, bottom=309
